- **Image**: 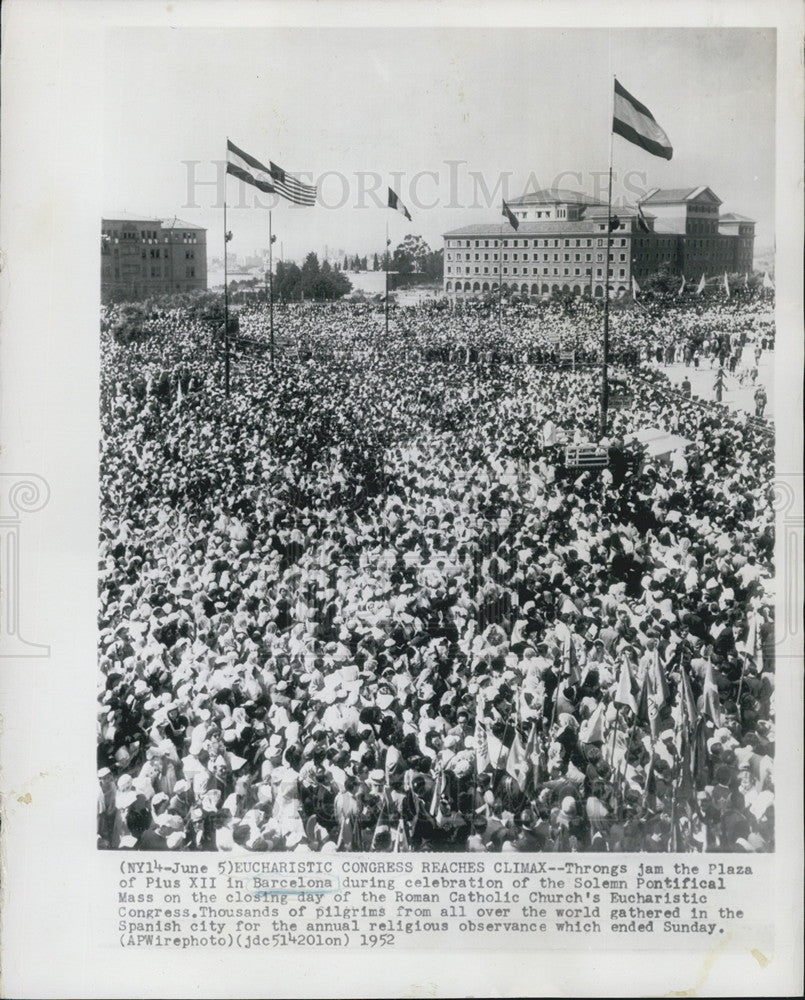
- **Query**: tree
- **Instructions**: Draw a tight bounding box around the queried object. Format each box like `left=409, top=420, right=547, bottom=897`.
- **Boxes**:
left=373, top=252, right=379, bottom=271
left=343, top=255, right=349, bottom=271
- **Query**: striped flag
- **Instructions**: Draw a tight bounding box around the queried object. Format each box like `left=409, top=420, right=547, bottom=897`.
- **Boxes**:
left=631, top=275, right=641, bottom=297
left=225, top=140, right=316, bottom=205
left=226, top=140, right=276, bottom=194
left=696, top=272, right=707, bottom=295
left=723, top=272, right=731, bottom=298
left=613, top=80, right=673, bottom=160
left=270, top=160, right=317, bottom=206
left=678, top=275, right=686, bottom=297
left=762, top=271, right=774, bottom=290
left=388, top=188, right=412, bottom=221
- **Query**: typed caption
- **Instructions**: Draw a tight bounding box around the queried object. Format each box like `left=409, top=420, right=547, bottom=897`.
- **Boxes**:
left=113, top=855, right=771, bottom=952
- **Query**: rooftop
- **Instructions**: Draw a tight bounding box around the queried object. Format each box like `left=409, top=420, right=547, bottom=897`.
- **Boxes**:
left=443, top=220, right=641, bottom=238
left=641, top=186, right=722, bottom=206
left=719, top=212, right=755, bottom=223
left=507, top=187, right=605, bottom=207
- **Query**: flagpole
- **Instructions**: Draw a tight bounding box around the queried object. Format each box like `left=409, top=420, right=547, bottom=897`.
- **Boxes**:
left=269, top=209, right=275, bottom=365
left=600, top=75, right=616, bottom=438
left=498, top=222, right=503, bottom=332
left=385, top=219, right=390, bottom=342
left=223, top=147, right=230, bottom=399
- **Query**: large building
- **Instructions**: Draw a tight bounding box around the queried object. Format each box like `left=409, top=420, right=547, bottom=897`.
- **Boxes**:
left=442, top=187, right=754, bottom=300
left=101, top=214, right=207, bottom=302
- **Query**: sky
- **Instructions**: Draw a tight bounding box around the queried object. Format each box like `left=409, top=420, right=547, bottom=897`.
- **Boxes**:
left=104, top=26, right=776, bottom=264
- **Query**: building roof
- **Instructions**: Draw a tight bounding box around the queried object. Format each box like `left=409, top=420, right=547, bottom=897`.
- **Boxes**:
left=102, top=212, right=163, bottom=224
left=641, top=186, right=722, bottom=206
left=719, top=212, right=755, bottom=223
left=507, top=188, right=605, bottom=206
left=160, top=216, right=207, bottom=231
left=443, top=220, right=638, bottom=238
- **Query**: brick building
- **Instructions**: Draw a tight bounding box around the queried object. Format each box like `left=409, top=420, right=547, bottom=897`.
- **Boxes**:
left=101, top=214, right=207, bottom=302
left=443, top=187, right=754, bottom=300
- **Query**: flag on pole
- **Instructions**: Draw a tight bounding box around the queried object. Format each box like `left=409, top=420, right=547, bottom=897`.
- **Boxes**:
left=614, top=655, right=638, bottom=715
left=226, top=140, right=317, bottom=204
left=561, top=631, right=581, bottom=685
left=474, top=698, right=491, bottom=772
left=502, top=200, right=520, bottom=231
left=524, top=723, right=539, bottom=791
left=269, top=160, right=317, bottom=205
left=701, top=659, right=722, bottom=726
left=696, top=272, right=707, bottom=295
left=723, top=272, right=731, bottom=298
left=762, top=271, right=774, bottom=290
left=631, top=275, right=641, bottom=297
left=678, top=275, right=686, bottom=297
left=506, top=729, right=528, bottom=789
left=648, top=647, right=670, bottom=710
left=636, top=203, right=650, bottom=232
left=388, top=188, right=412, bottom=221
left=675, top=664, right=699, bottom=735
left=226, top=140, right=276, bottom=193
left=612, top=79, right=673, bottom=160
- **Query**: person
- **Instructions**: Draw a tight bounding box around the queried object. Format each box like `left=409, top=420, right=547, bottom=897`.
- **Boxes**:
left=681, top=376, right=692, bottom=398
left=754, top=384, right=767, bottom=419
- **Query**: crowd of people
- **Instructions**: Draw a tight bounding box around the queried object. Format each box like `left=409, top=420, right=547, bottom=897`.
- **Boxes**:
left=98, top=293, right=775, bottom=853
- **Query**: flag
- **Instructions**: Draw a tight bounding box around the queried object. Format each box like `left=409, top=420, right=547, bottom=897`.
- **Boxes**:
left=226, top=140, right=276, bottom=194
left=225, top=230, right=234, bottom=243
left=608, top=214, right=621, bottom=231
left=631, top=275, right=641, bottom=297
left=701, top=659, right=722, bottom=726
left=614, top=656, right=638, bottom=715
left=502, top=200, right=520, bottom=231
left=506, top=730, right=528, bottom=789
left=762, top=271, right=774, bottom=290
left=388, top=188, right=412, bottom=221
left=696, top=273, right=706, bottom=295
left=636, top=203, right=650, bottom=232
left=723, top=272, right=730, bottom=298
left=579, top=702, right=606, bottom=745
left=648, top=647, right=670, bottom=710
left=474, top=703, right=491, bottom=773
left=675, top=664, right=699, bottom=737
left=612, top=79, right=673, bottom=160
left=678, top=275, right=686, bottom=297
left=269, top=160, right=317, bottom=205
left=561, top=632, right=581, bottom=685
left=524, top=724, right=539, bottom=791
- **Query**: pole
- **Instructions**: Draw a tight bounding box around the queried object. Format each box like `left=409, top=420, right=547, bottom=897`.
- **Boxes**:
left=223, top=174, right=230, bottom=398
left=498, top=223, right=503, bottom=331
left=385, top=220, right=390, bottom=341
left=269, top=210, right=275, bottom=364
left=600, top=76, right=616, bottom=438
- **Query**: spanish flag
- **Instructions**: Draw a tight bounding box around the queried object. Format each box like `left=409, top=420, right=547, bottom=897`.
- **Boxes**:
left=613, top=80, right=673, bottom=160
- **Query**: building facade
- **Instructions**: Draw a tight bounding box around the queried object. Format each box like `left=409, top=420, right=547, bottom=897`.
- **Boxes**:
left=443, top=187, right=754, bottom=299
left=101, top=215, right=207, bottom=302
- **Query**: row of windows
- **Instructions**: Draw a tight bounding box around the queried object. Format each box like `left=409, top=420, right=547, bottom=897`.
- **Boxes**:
left=446, top=237, right=629, bottom=249
left=112, top=266, right=196, bottom=279
left=448, top=250, right=627, bottom=264
left=102, top=229, right=200, bottom=243
left=446, top=265, right=626, bottom=278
